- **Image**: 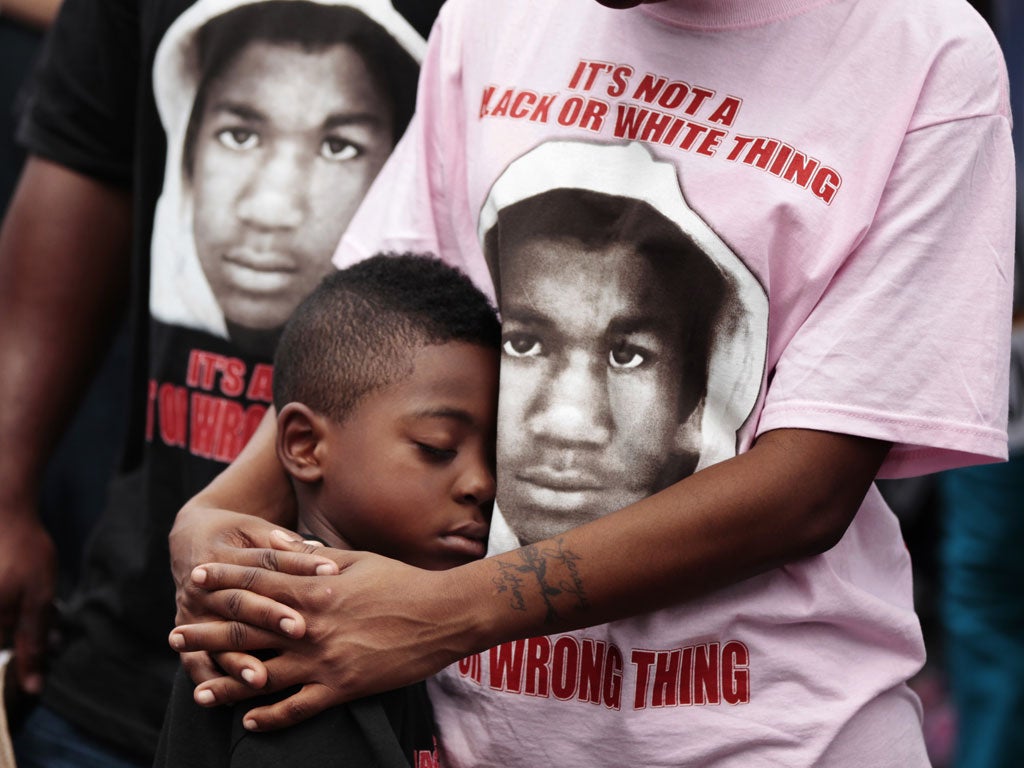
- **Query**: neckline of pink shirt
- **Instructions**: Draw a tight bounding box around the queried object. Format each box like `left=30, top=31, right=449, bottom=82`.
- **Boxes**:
left=634, top=0, right=840, bottom=30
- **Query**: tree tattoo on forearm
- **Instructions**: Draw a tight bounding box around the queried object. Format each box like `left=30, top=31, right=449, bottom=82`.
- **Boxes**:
left=492, top=538, right=589, bottom=625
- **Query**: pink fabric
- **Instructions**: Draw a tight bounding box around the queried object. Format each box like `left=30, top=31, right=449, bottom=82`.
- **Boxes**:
left=336, top=0, right=1013, bottom=763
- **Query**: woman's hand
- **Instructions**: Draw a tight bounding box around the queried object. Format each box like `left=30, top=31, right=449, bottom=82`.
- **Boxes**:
left=169, top=506, right=339, bottom=688
left=169, top=542, right=480, bottom=731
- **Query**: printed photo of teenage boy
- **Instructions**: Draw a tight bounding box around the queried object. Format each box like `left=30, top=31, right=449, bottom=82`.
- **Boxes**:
left=150, top=0, right=422, bottom=356
left=480, top=141, right=769, bottom=548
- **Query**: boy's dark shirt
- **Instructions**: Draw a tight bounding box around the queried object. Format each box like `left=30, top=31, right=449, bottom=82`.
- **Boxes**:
left=154, top=667, right=437, bottom=768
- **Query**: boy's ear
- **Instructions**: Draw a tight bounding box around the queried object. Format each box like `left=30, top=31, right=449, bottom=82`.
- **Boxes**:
left=276, top=402, right=327, bottom=485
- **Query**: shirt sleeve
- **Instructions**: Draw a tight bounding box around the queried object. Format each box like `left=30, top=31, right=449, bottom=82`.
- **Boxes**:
left=334, top=0, right=496, bottom=300
left=758, top=108, right=1015, bottom=478
left=17, top=0, right=139, bottom=185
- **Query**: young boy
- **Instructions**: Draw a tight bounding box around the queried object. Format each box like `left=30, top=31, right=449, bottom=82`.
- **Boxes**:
left=154, top=253, right=499, bottom=767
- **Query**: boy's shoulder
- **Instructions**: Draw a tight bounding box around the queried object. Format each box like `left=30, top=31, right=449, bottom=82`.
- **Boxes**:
left=229, top=682, right=435, bottom=768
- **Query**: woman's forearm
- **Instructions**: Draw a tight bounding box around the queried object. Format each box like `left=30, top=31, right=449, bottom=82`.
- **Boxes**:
left=450, top=428, right=889, bottom=655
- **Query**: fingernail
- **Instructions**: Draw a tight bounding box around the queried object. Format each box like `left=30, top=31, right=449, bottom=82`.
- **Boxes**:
left=243, top=718, right=258, bottom=731
left=303, top=539, right=323, bottom=547
left=23, top=674, right=42, bottom=695
left=316, top=563, right=336, bottom=575
left=169, top=632, right=185, bottom=651
left=196, top=689, right=215, bottom=705
left=272, top=529, right=299, bottom=543
left=192, top=567, right=208, bottom=585
left=280, top=617, right=295, bottom=635
left=241, top=668, right=256, bottom=684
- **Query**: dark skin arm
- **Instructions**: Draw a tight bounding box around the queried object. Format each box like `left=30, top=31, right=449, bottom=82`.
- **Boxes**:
left=170, top=425, right=889, bottom=730
left=1, top=0, right=64, bottom=29
left=0, top=156, right=131, bottom=692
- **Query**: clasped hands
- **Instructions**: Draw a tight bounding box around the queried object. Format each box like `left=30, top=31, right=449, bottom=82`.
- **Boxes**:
left=168, top=508, right=470, bottom=732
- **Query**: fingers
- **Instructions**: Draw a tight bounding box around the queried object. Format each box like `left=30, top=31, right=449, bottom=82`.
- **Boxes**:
left=193, top=584, right=305, bottom=636
left=192, top=562, right=304, bottom=609
left=193, top=675, right=264, bottom=707
left=176, top=545, right=335, bottom=629
left=0, top=517, right=56, bottom=694
left=211, top=651, right=268, bottom=690
left=187, top=566, right=308, bottom=636
left=201, top=540, right=339, bottom=576
left=180, top=651, right=221, bottom=685
left=170, top=620, right=289, bottom=654
left=14, top=625, right=46, bottom=695
left=14, top=582, right=54, bottom=695
left=178, top=649, right=267, bottom=694
left=169, top=508, right=289, bottom=594
left=189, top=651, right=319, bottom=710
left=240, top=683, right=338, bottom=732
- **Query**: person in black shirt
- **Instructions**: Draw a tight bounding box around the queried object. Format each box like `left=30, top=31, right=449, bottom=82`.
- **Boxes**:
left=0, top=1, right=443, bottom=765
left=155, top=253, right=499, bottom=767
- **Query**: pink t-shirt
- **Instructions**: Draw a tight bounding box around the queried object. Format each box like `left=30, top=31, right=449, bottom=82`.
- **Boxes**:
left=336, top=0, right=1014, bottom=764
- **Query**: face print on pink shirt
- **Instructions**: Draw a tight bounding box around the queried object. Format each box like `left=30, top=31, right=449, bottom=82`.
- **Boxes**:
left=480, top=141, right=768, bottom=548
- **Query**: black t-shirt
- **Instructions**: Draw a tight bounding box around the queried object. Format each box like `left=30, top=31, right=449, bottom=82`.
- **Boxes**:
left=154, top=667, right=439, bottom=768
left=18, top=0, right=443, bottom=758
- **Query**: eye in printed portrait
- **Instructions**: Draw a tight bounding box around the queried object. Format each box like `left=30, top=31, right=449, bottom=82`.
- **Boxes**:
left=479, top=141, right=768, bottom=548
left=150, top=0, right=425, bottom=356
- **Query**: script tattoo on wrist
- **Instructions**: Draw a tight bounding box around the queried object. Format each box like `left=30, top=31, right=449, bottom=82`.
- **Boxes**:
left=492, top=559, right=527, bottom=612
left=492, top=538, right=588, bottom=625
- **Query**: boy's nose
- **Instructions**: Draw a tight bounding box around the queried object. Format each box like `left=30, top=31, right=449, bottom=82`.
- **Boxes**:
left=455, top=458, right=497, bottom=508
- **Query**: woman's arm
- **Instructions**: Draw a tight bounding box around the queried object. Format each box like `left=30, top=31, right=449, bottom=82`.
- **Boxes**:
left=171, top=426, right=889, bottom=730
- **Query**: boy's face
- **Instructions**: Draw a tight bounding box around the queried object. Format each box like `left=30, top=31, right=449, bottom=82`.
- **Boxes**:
left=496, top=236, right=700, bottom=545
left=312, top=342, right=498, bottom=571
left=191, top=40, right=394, bottom=332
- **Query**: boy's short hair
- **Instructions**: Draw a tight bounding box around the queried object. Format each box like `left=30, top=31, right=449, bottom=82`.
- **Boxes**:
left=273, top=253, right=500, bottom=423
left=183, top=0, right=420, bottom=176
